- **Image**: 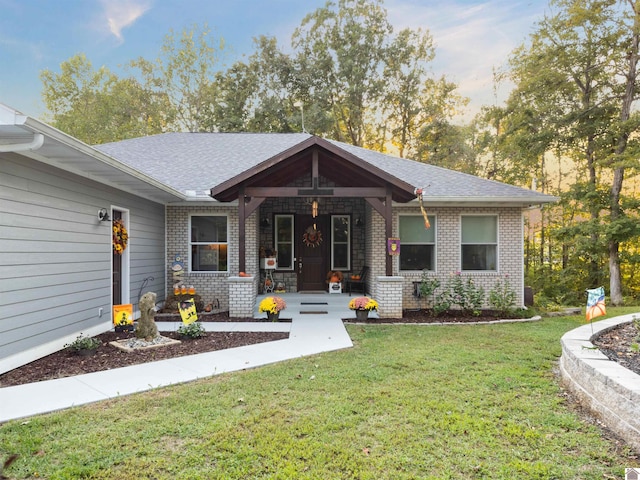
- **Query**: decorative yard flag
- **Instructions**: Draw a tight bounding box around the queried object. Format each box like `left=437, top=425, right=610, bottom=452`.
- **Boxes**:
left=387, top=237, right=400, bottom=256
left=113, top=304, right=133, bottom=329
left=179, top=298, right=198, bottom=324
left=586, top=287, right=606, bottom=321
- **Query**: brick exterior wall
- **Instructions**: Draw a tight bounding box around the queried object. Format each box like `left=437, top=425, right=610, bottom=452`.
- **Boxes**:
left=228, top=275, right=257, bottom=318
left=392, top=205, right=524, bottom=310
left=367, top=205, right=387, bottom=302
left=257, top=173, right=366, bottom=292
left=375, top=276, right=404, bottom=318
left=166, top=202, right=525, bottom=315
left=166, top=204, right=259, bottom=312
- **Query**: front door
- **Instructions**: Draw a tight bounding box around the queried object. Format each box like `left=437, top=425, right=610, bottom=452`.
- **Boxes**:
left=112, top=210, right=122, bottom=305
left=296, top=214, right=328, bottom=291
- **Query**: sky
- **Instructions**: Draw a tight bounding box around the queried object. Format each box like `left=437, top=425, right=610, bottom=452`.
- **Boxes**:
left=0, top=0, right=551, bottom=123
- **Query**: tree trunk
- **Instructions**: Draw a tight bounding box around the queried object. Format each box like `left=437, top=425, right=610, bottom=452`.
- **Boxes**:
left=609, top=3, right=639, bottom=305
left=609, top=240, right=623, bottom=305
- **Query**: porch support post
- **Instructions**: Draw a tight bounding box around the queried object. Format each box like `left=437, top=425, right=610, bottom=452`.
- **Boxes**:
left=365, top=186, right=393, bottom=277
left=228, top=275, right=257, bottom=318
left=374, top=275, right=403, bottom=318
left=385, top=185, right=393, bottom=276
left=238, top=187, right=246, bottom=273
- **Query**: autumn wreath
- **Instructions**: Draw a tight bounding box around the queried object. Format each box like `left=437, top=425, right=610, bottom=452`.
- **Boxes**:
left=302, top=225, right=323, bottom=248
left=112, top=219, right=129, bottom=255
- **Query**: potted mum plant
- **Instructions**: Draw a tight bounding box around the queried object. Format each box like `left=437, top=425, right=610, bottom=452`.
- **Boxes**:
left=348, top=296, right=379, bottom=321
left=258, top=296, right=287, bottom=321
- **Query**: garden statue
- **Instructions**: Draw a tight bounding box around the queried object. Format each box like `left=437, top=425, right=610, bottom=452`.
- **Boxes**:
left=136, top=291, right=159, bottom=340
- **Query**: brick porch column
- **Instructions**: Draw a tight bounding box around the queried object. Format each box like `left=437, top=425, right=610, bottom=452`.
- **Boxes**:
left=374, top=276, right=403, bottom=318
left=228, top=276, right=257, bottom=318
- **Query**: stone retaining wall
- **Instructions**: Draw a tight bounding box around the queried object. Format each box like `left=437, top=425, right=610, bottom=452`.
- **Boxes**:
left=559, top=313, right=640, bottom=454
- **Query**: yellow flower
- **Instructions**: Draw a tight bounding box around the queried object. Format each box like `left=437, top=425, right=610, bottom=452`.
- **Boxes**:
left=259, top=296, right=287, bottom=314
left=348, top=296, right=378, bottom=311
left=112, top=219, right=128, bottom=255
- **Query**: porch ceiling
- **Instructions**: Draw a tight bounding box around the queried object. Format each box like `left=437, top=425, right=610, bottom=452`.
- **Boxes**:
left=210, top=136, right=417, bottom=203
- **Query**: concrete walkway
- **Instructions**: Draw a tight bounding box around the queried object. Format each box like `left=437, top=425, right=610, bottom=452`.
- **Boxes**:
left=0, top=293, right=360, bottom=423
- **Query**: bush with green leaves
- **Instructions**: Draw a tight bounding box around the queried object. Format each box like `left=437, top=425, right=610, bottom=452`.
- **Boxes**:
left=177, top=321, right=205, bottom=339
left=416, top=270, right=440, bottom=307
left=489, top=275, right=517, bottom=314
left=64, top=333, right=101, bottom=352
left=434, top=272, right=485, bottom=316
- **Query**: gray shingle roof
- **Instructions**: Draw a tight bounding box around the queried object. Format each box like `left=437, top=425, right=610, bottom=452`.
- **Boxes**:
left=97, top=132, right=313, bottom=197
left=96, top=132, right=555, bottom=204
left=325, top=139, right=551, bottom=202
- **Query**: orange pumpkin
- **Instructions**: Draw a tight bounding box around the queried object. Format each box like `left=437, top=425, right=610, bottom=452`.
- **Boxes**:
left=330, top=275, right=340, bottom=282
left=239, top=271, right=250, bottom=277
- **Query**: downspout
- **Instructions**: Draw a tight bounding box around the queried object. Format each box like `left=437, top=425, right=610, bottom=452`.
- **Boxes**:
left=0, top=133, right=44, bottom=152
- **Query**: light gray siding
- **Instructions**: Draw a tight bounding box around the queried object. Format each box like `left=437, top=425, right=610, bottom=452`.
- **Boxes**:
left=0, top=153, right=166, bottom=373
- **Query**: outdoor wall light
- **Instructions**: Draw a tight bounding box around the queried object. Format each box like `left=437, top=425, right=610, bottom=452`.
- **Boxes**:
left=355, top=218, right=364, bottom=227
left=261, top=217, right=271, bottom=228
left=98, top=208, right=111, bottom=222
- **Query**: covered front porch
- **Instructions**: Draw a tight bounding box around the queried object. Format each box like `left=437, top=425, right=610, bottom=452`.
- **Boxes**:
left=252, top=292, right=380, bottom=321
left=210, top=136, right=415, bottom=319
left=231, top=274, right=403, bottom=319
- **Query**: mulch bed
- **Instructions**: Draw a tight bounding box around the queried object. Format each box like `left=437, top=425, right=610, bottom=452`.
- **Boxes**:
left=0, top=327, right=288, bottom=388
left=3, top=310, right=637, bottom=389
left=591, top=321, right=640, bottom=377
left=344, top=308, right=527, bottom=324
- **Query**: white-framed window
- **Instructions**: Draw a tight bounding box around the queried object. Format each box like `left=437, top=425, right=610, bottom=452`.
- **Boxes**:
left=275, top=214, right=294, bottom=270
left=461, top=215, right=497, bottom=271
left=331, top=215, right=351, bottom=270
left=190, top=215, right=228, bottom=272
left=399, top=215, right=436, bottom=271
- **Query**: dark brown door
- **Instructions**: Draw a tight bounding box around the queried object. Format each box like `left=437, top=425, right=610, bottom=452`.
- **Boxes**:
left=112, top=210, right=122, bottom=305
left=296, top=215, right=328, bottom=291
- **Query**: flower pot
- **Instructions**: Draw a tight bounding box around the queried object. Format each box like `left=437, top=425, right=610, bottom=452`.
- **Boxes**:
left=356, top=309, right=369, bottom=321
left=267, top=312, right=280, bottom=322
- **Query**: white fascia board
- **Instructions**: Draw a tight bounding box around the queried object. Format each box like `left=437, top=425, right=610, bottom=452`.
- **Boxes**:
left=397, top=195, right=559, bottom=208
left=19, top=116, right=186, bottom=201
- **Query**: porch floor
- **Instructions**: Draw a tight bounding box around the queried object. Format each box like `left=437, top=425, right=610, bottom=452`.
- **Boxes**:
left=253, top=292, right=379, bottom=320
left=0, top=293, right=359, bottom=423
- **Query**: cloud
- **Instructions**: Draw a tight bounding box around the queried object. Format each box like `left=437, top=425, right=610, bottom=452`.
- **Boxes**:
left=100, top=0, right=151, bottom=43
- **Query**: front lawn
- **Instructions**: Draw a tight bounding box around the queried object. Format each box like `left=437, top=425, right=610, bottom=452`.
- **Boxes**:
left=1, top=309, right=639, bottom=479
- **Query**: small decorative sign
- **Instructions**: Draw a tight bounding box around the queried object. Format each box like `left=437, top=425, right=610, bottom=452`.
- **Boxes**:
left=179, top=298, right=198, bottom=325
left=113, top=304, right=134, bottom=331
left=172, top=254, right=185, bottom=279
left=387, top=237, right=400, bottom=256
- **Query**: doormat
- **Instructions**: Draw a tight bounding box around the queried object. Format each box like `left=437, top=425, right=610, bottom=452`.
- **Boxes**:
left=301, top=302, right=328, bottom=305
left=299, top=310, right=328, bottom=314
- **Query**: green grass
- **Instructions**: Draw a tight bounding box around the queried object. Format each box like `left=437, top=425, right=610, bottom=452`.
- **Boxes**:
left=2, top=308, right=640, bottom=479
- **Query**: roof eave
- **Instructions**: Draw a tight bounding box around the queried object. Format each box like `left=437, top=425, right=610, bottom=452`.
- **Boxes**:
left=405, top=195, right=559, bottom=207
left=19, top=116, right=187, bottom=203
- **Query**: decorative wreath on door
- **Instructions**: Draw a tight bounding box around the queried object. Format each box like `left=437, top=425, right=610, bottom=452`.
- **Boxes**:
left=112, top=219, right=129, bottom=255
left=302, top=225, right=323, bottom=248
